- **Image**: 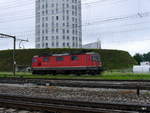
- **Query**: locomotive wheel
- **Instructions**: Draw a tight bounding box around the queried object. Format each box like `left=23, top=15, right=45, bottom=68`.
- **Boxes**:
left=52, top=71, right=57, bottom=75
left=90, top=71, right=97, bottom=75
left=32, top=71, right=36, bottom=75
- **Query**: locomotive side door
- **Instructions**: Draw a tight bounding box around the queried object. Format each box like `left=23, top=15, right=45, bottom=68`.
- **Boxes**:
left=92, top=55, right=99, bottom=67
left=85, top=55, right=91, bottom=70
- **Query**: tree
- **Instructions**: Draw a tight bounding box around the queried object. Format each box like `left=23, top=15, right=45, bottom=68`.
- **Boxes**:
left=133, top=53, right=144, bottom=64
left=143, top=52, right=150, bottom=61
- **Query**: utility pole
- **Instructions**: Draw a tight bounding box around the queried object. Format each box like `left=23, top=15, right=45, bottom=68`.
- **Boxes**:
left=97, top=38, right=102, bottom=49
left=0, top=33, right=16, bottom=76
left=17, top=39, right=29, bottom=49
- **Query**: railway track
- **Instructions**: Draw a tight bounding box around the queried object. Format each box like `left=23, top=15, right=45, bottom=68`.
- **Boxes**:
left=0, top=78, right=150, bottom=85
left=0, top=78, right=150, bottom=95
left=0, top=77, right=150, bottom=82
left=0, top=94, right=149, bottom=113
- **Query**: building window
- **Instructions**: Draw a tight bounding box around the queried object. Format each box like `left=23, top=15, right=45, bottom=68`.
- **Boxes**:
left=67, top=22, right=69, bottom=27
left=67, top=43, right=70, bottom=47
left=63, top=42, right=65, bottom=47
left=56, top=36, right=59, bottom=40
left=46, top=29, right=48, bottom=34
left=36, top=44, right=40, bottom=48
left=42, top=4, right=44, bottom=9
left=56, top=16, right=59, bottom=20
left=42, top=30, right=44, bottom=34
left=56, top=28, right=59, bottom=33
left=67, top=36, right=70, bottom=40
left=67, top=16, right=69, bottom=20
left=46, top=10, right=48, bottom=14
left=51, top=3, right=54, bottom=7
left=56, top=42, right=59, bottom=47
left=52, top=29, right=54, bottom=33
left=72, top=42, right=75, bottom=47
left=63, top=36, right=65, bottom=40
left=46, top=3, right=48, bottom=8
left=42, top=43, right=44, bottom=47
left=52, top=42, right=54, bottom=47
left=45, top=36, right=48, bottom=40
left=52, top=10, right=54, bottom=14
left=42, top=36, right=44, bottom=40
left=62, top=29, right=65, bottom=34
left=42, top=11, right=44, bottom=15
left=56, top=8, right=58, bottom=13
left=46, top=17, right=48, bottom=21
left=66, top=10, right=69, bottom=14
left=56, top=23, right=59, bottom=27
left=52, top=36, right=55, bottom=40
left=46, top=23, right=48, bottom=27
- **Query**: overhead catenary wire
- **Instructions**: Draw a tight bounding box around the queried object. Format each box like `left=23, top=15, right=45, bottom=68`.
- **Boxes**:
left=4, top=19, right=150, bottom=39
left=0, top=10, right=150, bottom=27
left=0, top=0, right=150, bottom=48
left=0, top=0, right=127, bottom=17
left=0, top=0, right=127, bottom=10
left=0, top=0, right=147, bottom=25
left=0, top=10, right=150, bottom=37
left=0, top=0, right=147, bottom=23
left=0, top=0, right=149, bottom=24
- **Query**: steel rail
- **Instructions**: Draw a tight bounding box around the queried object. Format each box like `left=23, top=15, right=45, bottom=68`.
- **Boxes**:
left=0, top=78, right=150, bottom=95
left=0, top=78, right=150, bottom=85
left=0, top=77, right=150, bottom=82
left=0, top=94, right=149, bottom=113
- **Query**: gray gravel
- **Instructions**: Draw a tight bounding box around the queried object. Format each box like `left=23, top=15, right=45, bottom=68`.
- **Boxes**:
left=0, top=108, right=43, bottom=113
left=0, top=84, right=149, bottom=104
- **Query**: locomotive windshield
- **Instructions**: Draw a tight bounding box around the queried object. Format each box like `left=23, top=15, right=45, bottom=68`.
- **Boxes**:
left=92, top=54, right=100, bottom=61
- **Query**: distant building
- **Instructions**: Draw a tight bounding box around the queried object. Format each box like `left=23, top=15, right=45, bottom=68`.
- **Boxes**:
left=35, top=0, right=82, bottom=49
left=133, top=61, right=150, bottom=73
left=82, top=41, right=101, bottom=49
left=140, top=61, right=150, bottom=66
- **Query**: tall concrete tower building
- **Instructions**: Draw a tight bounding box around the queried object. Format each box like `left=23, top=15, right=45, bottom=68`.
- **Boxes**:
left=35, top=0, right=82, bottom=48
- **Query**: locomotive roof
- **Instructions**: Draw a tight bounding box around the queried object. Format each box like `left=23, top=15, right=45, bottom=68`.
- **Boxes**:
left=35, top=52, right=99, bottom=57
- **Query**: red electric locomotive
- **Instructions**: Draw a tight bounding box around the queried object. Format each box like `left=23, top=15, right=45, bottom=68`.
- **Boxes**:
left=31, top=52, right=102, bottom=75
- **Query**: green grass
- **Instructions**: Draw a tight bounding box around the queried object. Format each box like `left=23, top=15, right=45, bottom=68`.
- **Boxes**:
left=101, top=72, right=150, bottom=80
left=0, top=72, right=150, bottom=80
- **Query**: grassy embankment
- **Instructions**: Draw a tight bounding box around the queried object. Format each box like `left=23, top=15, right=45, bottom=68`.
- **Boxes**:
left=0, top=72, right=150, bottom=80
left=0, top=48, right=137, bottom=72
left=0, top=48, right=140, bottom=80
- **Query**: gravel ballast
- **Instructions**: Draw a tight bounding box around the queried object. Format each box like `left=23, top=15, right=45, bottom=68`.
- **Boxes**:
left=0, top=108, right=43, bottom=113
left=0, top=84, right=149, bottom=104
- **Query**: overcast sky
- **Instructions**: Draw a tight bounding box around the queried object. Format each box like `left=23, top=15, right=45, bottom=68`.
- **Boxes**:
left=0, top=0, right=150, bottom=55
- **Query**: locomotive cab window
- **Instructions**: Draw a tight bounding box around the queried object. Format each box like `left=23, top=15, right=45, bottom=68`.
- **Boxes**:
left=32, top=58, right=37, bottom=63
left=56, top=56, right=64, bottom=61
left=92, top=55, right=100, bottom=61
left=43, top=57, right=49, bottom=62
left=71, top=56, right=79, bottom=61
